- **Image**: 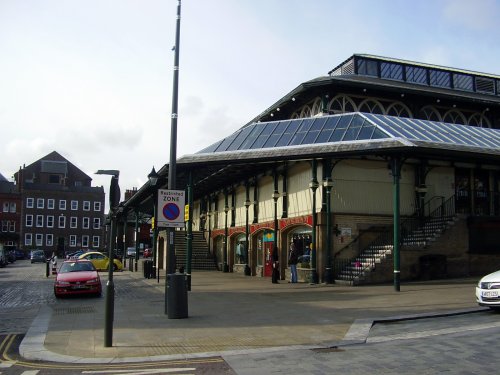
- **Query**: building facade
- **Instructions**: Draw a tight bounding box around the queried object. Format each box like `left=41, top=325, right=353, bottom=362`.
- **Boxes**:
left=0, top=173, right=21, bottom=250
left=124, top=54, right=500, bottom=284
left=14, top=151, right=105, bottom=257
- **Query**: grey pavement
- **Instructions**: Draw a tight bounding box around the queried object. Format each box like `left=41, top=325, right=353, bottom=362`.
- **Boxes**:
left=16, top=262, right=489, bottom=365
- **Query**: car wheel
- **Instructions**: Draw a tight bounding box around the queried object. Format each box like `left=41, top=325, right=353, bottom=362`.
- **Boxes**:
left=113, top=263, right=118, bottom=271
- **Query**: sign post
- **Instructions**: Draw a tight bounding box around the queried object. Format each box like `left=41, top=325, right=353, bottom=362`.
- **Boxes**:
left=157, top=189, right=185, bottom=228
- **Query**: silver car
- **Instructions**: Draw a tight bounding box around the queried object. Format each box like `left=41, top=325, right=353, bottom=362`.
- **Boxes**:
left=476, top=270, right=500, bottom=310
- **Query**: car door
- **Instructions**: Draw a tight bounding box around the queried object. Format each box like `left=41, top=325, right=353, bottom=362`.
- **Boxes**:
left=92, top=253, right=108, bottom=270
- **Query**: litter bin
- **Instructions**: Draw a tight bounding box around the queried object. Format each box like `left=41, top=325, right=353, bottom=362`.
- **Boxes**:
left=166, top=273, right=188, bottom=319
left=143, top=259, right=153, bottom=279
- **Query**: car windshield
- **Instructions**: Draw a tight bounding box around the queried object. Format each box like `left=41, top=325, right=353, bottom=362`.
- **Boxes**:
left=60, top=262, right=96, bottom=273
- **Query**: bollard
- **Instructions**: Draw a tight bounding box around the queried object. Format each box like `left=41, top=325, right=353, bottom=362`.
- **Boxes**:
left=167, top=273, right=188, bottom=319
left=46, top=260, right=50, bottom=277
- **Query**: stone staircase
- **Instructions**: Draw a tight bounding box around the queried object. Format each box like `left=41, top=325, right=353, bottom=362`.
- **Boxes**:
left=335, top=215, right=458, bottom=285
left=174, top=231, right=218, bottom=271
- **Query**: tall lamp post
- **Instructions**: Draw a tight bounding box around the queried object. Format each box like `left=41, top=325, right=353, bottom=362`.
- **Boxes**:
left=95, top=169, right=120, bottom=348
left=166, top=0, right=184, bottom=318
left=148, top=167, right=159, bottom=281
left=323, top=178, right=334, bottom=283
left=244, top=192, right=251, bottom=276
left=309, top=163, right=319, bottom=284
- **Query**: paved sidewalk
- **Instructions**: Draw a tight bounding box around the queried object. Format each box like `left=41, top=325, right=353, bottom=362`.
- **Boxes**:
left=20, top=268, right=483, bottom=363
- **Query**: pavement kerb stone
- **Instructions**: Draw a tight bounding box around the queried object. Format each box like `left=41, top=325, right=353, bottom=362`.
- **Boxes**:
left=338, top=306, right=488, bottom=347
left=18, top=270, right=482, bottom=364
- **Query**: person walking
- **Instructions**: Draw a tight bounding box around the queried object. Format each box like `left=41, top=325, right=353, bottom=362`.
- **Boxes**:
left=288, top=240, right=298, bottom=283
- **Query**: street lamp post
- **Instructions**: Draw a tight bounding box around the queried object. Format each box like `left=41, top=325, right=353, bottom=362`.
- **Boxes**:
left=323, top=178, right=334, bottom=284
left=309, top=161, right=319, bottom=284
left=244, top=193, right=251, bottom=276
left=148, top=167, right=159, bottom=282
left=166, top=0, right=184, bottom=318
left=95, top=169, right=120, bottom=348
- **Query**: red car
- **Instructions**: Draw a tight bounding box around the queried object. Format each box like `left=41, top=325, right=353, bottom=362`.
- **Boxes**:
left=54, top=260, right=102, bottom=298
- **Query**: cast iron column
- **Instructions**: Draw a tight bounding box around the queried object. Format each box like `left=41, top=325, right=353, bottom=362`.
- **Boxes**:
left=186, top=171, right=193, bottom=290
left=223, top=190, right=229, bottom=272
left=391, top=157, right=402, bottom=292
left=323, top=177, right=333, bottom=283
left=244, top=182, right=251, bottom=276
left=309, top=160, right=319, bottom=284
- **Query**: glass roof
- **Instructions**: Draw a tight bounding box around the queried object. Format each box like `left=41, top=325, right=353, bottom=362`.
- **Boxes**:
left=197, top=112, right=500, bottom=154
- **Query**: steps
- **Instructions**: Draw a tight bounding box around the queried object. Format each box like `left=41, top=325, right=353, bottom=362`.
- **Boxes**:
left=174, top=231, right=217, bottom=271
left=335, top=215, right=457, bottom=285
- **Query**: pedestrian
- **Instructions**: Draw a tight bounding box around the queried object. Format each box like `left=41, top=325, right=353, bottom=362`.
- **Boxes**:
left=50, top=252, right=58, bottom=275
left=288, top=240, right=298, bottom=283
left=271, top=246, right=280, bottom=283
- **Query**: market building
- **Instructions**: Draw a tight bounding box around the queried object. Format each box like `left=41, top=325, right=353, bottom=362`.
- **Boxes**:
left=123, top=54, right=500, bottom=285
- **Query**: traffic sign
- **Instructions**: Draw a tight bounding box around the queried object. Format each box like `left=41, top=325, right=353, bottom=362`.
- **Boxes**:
left=157, top=189, right=185, bottom=228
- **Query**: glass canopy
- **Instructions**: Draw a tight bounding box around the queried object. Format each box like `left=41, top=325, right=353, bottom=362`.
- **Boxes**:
left=198, top=112, right=500, bottom=154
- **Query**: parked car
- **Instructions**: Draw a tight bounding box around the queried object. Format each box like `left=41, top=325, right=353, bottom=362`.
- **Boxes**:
left=54, top=260, right=102, bottom=298
left=15, top=249, right=26, bottom=260
left=476, top=270, right=500, bottom=310
left=78, top=251, right=123, bottom=271
left=31, top=250, right=47, bottom=264
left=6, top=250, right=16, bottom=263
left=0, top=248, right=7, bottom=267
left=143, top=248, right=152, bottom=258
left=126, top=247, right=136, bottom=257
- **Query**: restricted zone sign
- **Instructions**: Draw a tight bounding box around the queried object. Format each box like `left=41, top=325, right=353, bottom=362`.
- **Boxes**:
left=157, top=189, right=185, bottom=228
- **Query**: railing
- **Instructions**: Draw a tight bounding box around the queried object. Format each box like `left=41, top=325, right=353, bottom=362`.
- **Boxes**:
left=333, top=195, right=457, bottom=281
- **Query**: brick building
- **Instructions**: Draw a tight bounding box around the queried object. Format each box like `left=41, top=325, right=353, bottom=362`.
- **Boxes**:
left=14, top=151, right=105, bottom=257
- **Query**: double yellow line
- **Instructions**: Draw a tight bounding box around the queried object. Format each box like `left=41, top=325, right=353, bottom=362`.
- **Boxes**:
left=0, top=334, right=224, bottom=370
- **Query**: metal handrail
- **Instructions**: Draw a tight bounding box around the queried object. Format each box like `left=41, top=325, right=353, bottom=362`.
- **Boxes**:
left=333, top=195, right=456, bottom=281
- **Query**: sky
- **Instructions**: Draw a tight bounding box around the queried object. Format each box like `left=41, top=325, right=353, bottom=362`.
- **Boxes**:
left=1, top=0, right=500, bottom=206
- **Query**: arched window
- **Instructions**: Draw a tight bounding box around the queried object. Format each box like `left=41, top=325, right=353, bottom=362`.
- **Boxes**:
left=310, top=98, right=323, bottom=116
left=386, top=102, right=413, bottom=118
left=419, top=106, right=442, bottom=122
left=300, top=105, right=312, bottom=118
left=358, top=99, right=384, bottom=114
left=468, top=112, right=491, bottom=128
left=327, top=95, right=357, bottom=114
left=443, top=109, right=466, bottom=125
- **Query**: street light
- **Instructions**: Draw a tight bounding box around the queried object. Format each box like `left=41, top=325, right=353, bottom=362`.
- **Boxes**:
left=148, top=167, right=159, bottom=282
left=244, top=197, right=251, bottom=276
left=309, top=169, right=319, bottom=284
left=323, top=178, right=334, bottom=284
left=95, top=169, right=120, bottom=348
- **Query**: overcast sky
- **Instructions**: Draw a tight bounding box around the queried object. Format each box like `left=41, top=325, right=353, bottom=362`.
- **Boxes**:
left=1, top=0, right=500, bottom=205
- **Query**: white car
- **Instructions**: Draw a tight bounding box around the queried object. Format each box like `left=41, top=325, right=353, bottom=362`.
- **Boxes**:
left=476, top=270, right=500, bottom=310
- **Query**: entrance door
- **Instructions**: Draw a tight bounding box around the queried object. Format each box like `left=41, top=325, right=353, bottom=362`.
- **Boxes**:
left=57, top=237, right=65, bottom=257
left=263, top=242, right=274, bottom=277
